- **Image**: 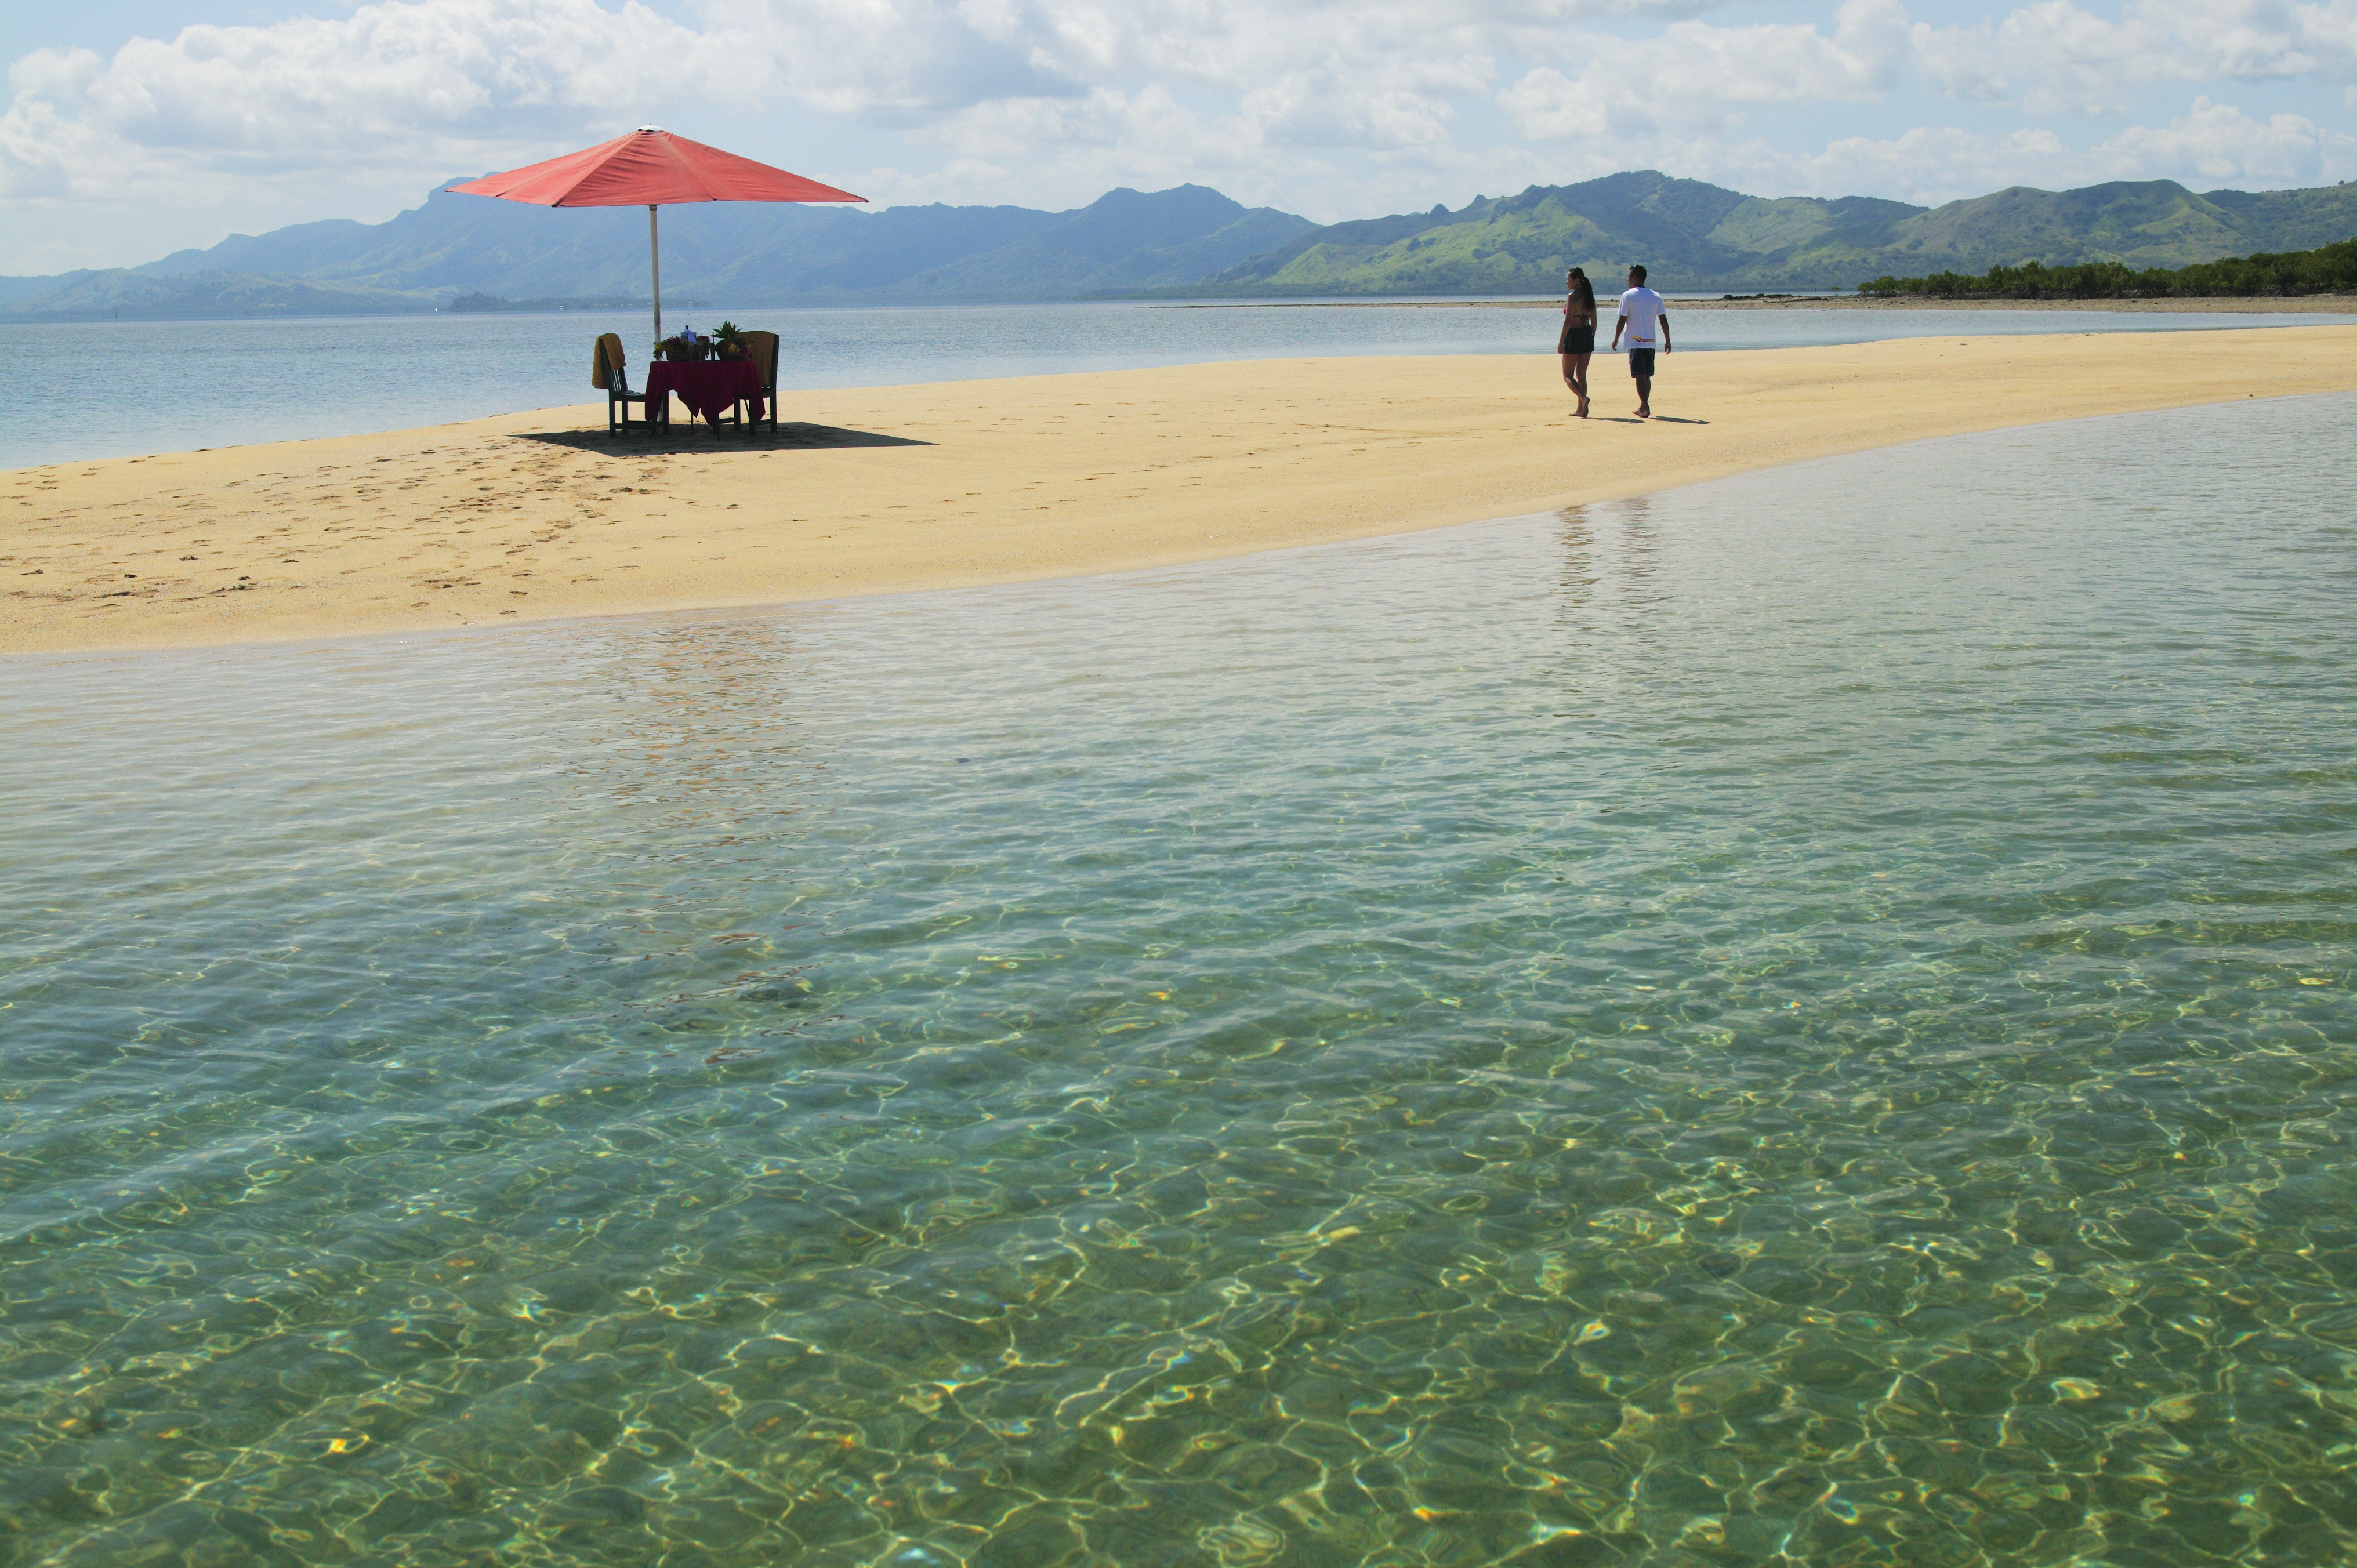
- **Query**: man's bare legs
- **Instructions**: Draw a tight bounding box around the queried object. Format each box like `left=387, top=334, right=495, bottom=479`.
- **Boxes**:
left=1633, top=371, right=1651, bottom=418
left=1562, top=351, right=1591, bottom=417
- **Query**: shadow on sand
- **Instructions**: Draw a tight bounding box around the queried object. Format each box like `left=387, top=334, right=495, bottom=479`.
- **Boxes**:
left=514, top=422, right=932, bottom=455
left=1591, top=415, right=1713, bottom=425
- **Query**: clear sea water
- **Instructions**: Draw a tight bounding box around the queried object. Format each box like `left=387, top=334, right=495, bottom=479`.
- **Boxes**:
left=0, top=300, right=2339, bottom=471
left=5, top=391, right=2354, bottom=1566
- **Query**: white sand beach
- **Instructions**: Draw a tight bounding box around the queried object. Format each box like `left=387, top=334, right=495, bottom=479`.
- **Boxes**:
left=8, top=324, right=2356, bottom=654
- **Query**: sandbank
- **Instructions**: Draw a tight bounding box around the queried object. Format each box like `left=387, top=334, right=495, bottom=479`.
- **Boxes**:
left=1178, top=296, right=2357, bottom=314
left=7, top=325, right=2356, bottom=655
left=1679, top=295, right=2357, bottom=314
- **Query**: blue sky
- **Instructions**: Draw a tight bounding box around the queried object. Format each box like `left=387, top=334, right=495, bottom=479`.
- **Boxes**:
left=3, top=0, right=2351, bottom=274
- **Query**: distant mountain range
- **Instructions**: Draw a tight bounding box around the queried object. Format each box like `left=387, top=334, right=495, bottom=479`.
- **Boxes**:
left=3, top=172, right=2351, bottom=320
left=0, top=184, right=1315, bottom=320
left=1190, top=172, right=2357, bottom=296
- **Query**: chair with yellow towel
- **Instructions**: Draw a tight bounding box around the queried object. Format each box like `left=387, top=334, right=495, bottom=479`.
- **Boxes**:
left=736, top=331, right=779, bottom=435
left=593, top=333, right=664, bottom=436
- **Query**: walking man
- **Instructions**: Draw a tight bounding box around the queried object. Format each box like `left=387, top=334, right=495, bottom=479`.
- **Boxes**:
left=1611, top=265, right=1671, bottom=418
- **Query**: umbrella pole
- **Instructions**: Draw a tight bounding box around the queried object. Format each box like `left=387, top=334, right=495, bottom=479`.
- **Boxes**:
left=648, top=204, right=662, bottom=342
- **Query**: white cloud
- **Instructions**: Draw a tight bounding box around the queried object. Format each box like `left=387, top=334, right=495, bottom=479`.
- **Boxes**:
left=0, top=0, right=746, bottom=205
left=1499, top=0, right=2357, bottom=133
left=1497, top=68, right=1611, bottom=140
left=1500, top=0, right=1913, bottom=140
left=2, top=0, right=2352, bottom=270
left=8, top=47, right=107, bottom=102
left=1656, top=0, right=1913, bottom=106
left=1724, top=121, right=2089, bottom=201
left=1913, top=0, right=2357, bottom=116
left=1630, top=97, right=2352, bottom=204
left=702, top=0, right=1696, bottom=118
left=2097, top=92, right=2352, bottom=181
left=1241, top=60, right=1496, bottom=151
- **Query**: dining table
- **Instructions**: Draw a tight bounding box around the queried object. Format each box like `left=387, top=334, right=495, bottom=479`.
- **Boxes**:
left=644, top=358, right=763, bottom=428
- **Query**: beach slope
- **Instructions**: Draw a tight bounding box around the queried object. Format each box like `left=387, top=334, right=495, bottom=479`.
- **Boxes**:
left=8, top=325, right=2356, bottom=654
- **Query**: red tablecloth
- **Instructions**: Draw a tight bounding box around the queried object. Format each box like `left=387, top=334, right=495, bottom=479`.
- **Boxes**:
left=646, top=360, right=763, bottom=425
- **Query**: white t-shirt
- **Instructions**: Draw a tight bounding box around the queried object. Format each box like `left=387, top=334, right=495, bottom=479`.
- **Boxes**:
left=1618, top=286, right=1667, bottom=349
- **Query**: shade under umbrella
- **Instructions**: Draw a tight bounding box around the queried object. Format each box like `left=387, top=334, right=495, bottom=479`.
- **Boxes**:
left=448, top=127, right=864, bottom=342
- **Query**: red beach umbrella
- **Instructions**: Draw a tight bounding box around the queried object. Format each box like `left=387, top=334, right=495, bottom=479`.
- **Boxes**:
left=447, top=126, right=865, bottom=342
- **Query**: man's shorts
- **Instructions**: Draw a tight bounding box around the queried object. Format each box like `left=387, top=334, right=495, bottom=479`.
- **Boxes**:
left=1628, top=348, right=1657, bottom=378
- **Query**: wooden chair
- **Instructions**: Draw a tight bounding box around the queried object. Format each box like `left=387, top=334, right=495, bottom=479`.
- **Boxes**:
left=593, top=332, right=663, bottom=435
left=736, top=331, right=779, bottom=435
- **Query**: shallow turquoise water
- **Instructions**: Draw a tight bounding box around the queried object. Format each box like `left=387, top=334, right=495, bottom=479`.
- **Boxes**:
left=5, top=394, right=2357, bottom=1566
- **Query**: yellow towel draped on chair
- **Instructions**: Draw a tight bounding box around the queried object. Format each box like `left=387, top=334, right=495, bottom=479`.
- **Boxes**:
left=592, top=333, right=626, bottom=390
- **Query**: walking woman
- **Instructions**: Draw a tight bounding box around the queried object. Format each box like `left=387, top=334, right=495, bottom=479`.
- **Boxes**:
left=1559, top=267, right=1597, bottom=418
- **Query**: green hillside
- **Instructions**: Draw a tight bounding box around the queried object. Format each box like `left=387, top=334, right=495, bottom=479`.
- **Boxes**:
left=1862, top=180, right=2357, bottom=275
left=1178, top=173, right=2357, bottom=296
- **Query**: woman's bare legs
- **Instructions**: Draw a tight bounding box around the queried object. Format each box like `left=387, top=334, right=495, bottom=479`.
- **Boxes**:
left=1567, top=351, right=1591, bottom=417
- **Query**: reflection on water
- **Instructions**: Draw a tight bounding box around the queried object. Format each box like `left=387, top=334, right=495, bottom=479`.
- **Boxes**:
left=3, top=394, right=2356, bottom=1566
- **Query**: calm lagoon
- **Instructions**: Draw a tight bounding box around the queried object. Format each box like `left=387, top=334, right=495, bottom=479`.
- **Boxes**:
left=3, top=393, right=2355, bottom=1565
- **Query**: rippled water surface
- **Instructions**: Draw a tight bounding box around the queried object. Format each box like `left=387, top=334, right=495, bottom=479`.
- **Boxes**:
left=5, top=395, right=2356, bottom=1567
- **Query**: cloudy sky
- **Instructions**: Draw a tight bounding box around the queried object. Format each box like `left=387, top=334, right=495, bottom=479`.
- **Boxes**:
left=2, top=0, right=2351, bottom=274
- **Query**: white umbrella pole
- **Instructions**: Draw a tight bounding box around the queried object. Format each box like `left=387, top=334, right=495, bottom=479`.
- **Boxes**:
left=649, top=204, right=662, bottom=342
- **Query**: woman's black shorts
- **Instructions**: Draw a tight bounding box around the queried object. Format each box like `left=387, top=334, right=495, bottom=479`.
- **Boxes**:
left=1558, top=325, right=1596, bottom=355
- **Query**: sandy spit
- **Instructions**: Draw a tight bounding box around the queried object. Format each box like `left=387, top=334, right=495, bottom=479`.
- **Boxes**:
left=1173, top=296, right=2357, bottom=314
left=1677, top=294, right=2357, bottom=314
left=7, top=326, right=2356, bottom=655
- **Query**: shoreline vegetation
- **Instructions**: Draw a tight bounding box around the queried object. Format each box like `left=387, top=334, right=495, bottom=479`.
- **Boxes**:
left=7, top=326, right=2355, bottom=657
left=1855, top=237, right=2357, bottom=300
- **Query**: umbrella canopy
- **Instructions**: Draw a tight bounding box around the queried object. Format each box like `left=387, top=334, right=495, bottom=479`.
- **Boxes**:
left=448, top=127, right=864, bottom=340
